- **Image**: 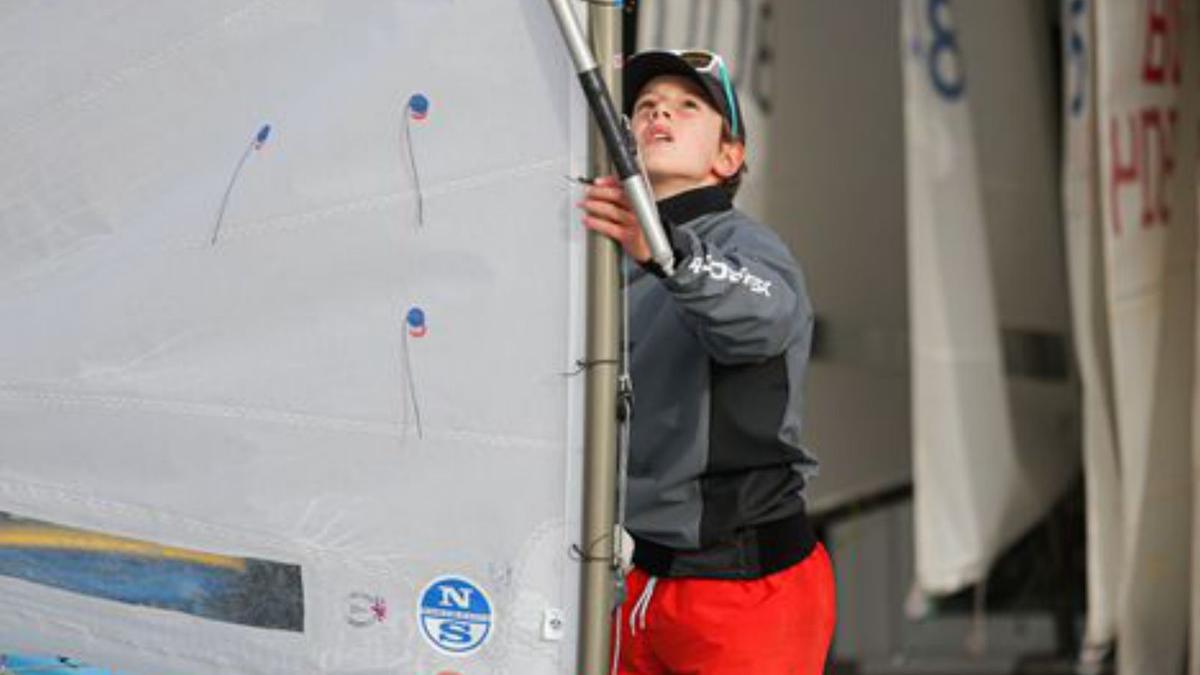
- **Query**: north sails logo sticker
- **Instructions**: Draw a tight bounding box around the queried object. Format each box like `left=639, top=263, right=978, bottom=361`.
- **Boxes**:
left=418, top=575, right=493, bottom=656
left=687, top=255, right=772, bottom=297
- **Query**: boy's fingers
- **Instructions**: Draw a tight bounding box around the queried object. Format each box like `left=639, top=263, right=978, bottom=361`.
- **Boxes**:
left=584, top=217, right=652, bottom=263
left=584, top=184, right=632, bottom=208
left=582, top=216, right=632, bottom=244
left=580, top=198, right=636, bottom=226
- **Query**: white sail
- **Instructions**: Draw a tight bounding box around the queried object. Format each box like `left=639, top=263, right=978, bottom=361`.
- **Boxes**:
left=1060, top=0, right=1122, bottom=659
left=0, top=2, right=587, bottom=673
left=901, top=0, right=1014, bottom=593
left=901, top=0, right=1078, bottom=595
left=1095, top=0, right=1198, bottom=673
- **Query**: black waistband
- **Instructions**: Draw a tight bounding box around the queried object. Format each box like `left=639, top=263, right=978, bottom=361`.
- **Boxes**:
left=631, top=509, right=817, bottom=580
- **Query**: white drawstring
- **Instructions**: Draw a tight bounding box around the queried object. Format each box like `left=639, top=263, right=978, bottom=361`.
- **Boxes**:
left=628, top=576, right=658, bottom=636
left=610, top=604, right=623, bottom=675
left=611, top=575, right=658, bottom=673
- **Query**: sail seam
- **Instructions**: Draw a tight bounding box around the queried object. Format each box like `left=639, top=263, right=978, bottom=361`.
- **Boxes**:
left=0, top=386, right=558, bottom=449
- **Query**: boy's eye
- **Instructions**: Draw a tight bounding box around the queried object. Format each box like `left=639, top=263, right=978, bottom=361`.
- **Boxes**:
left=682, top=99, right=700, bottom=110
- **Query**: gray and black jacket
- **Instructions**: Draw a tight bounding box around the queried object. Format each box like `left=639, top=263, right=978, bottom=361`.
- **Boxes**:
left=626, top=185, right=818, bottom=580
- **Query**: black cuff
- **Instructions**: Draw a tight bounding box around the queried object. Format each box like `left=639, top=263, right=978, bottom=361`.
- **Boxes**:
left=639, top=257, right=671, bottom=278
left=638, top=233, right=685, bottom=279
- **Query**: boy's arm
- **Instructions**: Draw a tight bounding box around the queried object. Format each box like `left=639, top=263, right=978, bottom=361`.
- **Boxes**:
left=660, top=225, right=811, bottom=364
left=578, top=178, right=811, bottom=363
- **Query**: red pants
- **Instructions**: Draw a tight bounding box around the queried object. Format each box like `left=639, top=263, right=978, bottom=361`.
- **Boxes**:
left=612, top=543, right=836, bottom=675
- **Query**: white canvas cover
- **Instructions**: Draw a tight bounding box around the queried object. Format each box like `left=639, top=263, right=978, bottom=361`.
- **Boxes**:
left=0, top=2, right=588, bottom=673
left=1094, top=0, right=1198, bottom=673
left=901, top=0, right=1078, bottom=595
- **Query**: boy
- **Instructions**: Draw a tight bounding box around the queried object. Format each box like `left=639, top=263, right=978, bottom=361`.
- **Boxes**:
left=578, top=50, right=835, bottom=674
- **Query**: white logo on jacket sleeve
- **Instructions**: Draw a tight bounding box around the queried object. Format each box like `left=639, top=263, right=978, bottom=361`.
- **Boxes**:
left=687, top=254, right=772, bottom=297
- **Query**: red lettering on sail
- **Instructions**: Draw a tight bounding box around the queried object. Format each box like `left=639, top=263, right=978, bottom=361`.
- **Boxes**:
left=1139, top=107, right=1176, bottom=226
left=1142, top=0, right=1182, bottom=85
left=1110, top=114, right=1140, bottom=235
left=1108, top=106, right=1178, bottom=236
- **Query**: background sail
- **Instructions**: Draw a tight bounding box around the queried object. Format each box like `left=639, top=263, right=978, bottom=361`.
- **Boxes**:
left=901, top=0, right=1078, bottom=595
left=1060, top=0, right=1122, bottom=660
left=1095, top=0, right=1198, bottom=672
left=0, top=2, right=587, bottom=673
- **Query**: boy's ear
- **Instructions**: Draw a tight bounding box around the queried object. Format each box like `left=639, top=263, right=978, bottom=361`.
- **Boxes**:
left=713, top=140, right=746, bottom=180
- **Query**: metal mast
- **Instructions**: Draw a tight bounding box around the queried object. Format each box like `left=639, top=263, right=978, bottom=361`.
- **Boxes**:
left=577, top=4, right=622, bottom=673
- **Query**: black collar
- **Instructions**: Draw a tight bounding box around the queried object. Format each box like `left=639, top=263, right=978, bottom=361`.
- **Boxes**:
left=658, top=185, right=733, bottom=226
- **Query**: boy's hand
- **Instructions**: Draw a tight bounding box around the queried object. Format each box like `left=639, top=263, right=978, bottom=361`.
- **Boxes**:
left=578, top=175, right=652, bottom=264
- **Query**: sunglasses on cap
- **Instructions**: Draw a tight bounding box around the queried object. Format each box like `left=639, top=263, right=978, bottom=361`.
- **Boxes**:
left=670, top=49, right=740, bottom=139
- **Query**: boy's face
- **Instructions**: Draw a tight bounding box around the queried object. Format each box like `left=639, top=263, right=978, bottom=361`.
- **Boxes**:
left=631, top=75, right=745, bottom=200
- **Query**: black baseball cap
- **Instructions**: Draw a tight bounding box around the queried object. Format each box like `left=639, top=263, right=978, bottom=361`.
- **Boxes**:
left=623, top=50, right=746, bottom=143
